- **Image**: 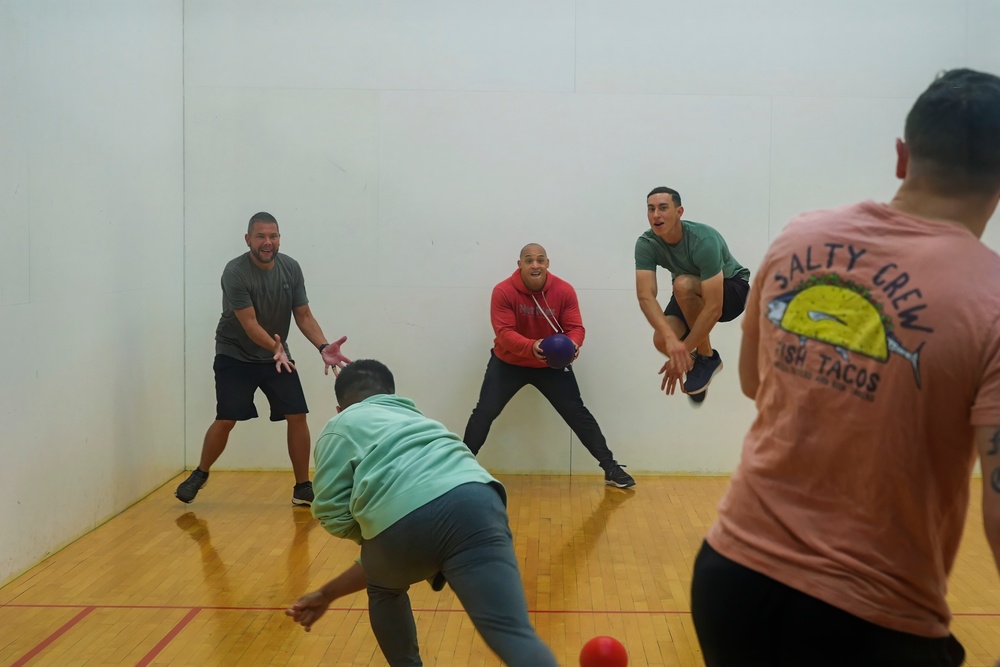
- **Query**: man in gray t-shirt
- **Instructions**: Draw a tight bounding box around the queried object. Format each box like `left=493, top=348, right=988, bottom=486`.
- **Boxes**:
left=175, top=211, right=350, bottom=506
left=635, top=187, right=750, bottom=403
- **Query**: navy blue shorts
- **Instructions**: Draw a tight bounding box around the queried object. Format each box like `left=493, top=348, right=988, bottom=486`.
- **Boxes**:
left=213, top=354, right=308, bottom=421
left=663, top=276, right=750, bottom=337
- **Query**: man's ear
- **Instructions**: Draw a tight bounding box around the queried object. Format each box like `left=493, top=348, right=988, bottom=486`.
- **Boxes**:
left=336, top=405, right=343, bottom=414
left=895, top=138, right=909, bottom=179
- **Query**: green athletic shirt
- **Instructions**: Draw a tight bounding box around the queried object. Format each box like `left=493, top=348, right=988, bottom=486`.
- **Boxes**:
left=312, top=394, right=504, bottom=544
left=634, top=221, right=750, bottom=282
left=214, top=252, right=309, bottom=363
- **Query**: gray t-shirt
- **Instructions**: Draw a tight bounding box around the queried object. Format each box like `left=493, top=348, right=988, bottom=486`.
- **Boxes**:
left=215, top=252, right=309, bottom=362
left=634, top=220, right=750, bottom=282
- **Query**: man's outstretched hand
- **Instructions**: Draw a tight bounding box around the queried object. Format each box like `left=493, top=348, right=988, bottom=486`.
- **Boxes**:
left=321, top=336, right=351, bottom=376
left=659, top=361, right=686, bottom=395
left=659, top=337, right=692, bottom=395
left=273, top=334, right=295, bottom=373
left=285, top=590, right=331, bottom=632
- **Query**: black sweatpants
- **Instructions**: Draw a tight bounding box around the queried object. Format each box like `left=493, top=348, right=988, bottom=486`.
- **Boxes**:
left=690, top=541, right=965, bottom=667
left=463, top=351, right=616, bottom=470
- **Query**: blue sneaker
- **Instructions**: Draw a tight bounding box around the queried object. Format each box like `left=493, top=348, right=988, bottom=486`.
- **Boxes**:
left=684, top=351, right=723, bottom=395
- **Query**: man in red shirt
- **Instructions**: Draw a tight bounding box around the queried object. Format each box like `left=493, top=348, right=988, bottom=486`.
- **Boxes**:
left=463, top=243, right=635, bottom=488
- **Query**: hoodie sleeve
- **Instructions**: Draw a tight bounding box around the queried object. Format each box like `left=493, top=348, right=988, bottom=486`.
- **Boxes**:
left=558, top=281, right=586, bottom=348
left=311, top=430, right=364, bottom=544
left=491, top=282, right=537, bottom=359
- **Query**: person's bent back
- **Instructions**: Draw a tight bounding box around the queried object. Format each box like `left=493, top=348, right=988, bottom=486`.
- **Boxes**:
left=310, top=360, right=557, bottom=666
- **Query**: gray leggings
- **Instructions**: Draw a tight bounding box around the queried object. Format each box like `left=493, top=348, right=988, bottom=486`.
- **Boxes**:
left=360, top=482, right=557, bottom=667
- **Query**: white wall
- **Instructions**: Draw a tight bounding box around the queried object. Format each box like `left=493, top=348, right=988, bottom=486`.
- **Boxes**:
left=6, top=0, right=1000, bottom=583
left=180, top=0, right=1000, bottom=479
left=0, top=1, right=184, bottom=583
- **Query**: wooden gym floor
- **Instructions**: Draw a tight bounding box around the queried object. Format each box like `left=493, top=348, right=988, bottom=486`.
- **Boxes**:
left=1, top=473, right=999, bottom=666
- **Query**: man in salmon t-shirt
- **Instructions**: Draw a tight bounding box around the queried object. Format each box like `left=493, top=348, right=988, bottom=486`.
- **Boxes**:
left=463, top=243, right=635, bottom=488
left=691, top=68, right=1000, bottom=666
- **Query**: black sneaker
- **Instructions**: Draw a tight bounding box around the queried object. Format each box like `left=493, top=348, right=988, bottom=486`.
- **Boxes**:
left=683, top=350, right=723, bottom=395
left=175, top=469, right=208, bottom=504
left=428, top=571, right=447, bottom=591
left=292, top=481, right=314, bottom=506
left=604, top=464, right=636, bottom=488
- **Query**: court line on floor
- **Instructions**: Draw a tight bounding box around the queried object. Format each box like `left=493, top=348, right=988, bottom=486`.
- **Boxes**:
left=5, top=602, right=1000, bottom=617
left=10, top=606, right=96, bottom=667
left=135, top=608, right=200, bottom=667
left=8, top=602, right=1000, bottom=666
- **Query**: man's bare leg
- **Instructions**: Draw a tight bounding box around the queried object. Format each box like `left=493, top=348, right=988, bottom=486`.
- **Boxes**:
left=286, top=413, right=311, bottom=484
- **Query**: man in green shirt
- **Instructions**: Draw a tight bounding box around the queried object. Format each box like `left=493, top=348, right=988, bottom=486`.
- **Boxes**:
left=635, top=187, right=750, bottom=402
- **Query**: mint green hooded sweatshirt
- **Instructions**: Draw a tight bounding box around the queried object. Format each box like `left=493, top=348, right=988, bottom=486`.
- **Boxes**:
left=311, top=394, right=504, bottom=544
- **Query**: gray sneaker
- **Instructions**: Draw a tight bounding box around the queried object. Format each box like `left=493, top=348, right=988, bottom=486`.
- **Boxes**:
left=175, top=469, right=208, bottom=504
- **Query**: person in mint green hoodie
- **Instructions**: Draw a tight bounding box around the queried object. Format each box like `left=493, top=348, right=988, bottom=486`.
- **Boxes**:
left=286, top=359, right=556, bottom=667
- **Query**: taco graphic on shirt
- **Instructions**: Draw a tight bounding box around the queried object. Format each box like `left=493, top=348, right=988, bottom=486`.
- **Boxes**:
left=766, top=274, right=922, bottom=387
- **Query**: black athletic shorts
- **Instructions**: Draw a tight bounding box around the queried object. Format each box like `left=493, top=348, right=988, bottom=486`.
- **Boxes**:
left=663, top=276, right=750, bottom=337
left=213, top=354, right=309, bottom=421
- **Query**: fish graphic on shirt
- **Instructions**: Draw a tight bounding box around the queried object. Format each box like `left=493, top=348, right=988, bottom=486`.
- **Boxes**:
left=766, top=275, right=923, bottom=387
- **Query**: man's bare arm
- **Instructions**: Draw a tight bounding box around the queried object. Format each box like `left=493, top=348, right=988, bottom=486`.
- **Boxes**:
left=636, top=270, right=690, bottom=377
left=738, top=324, right=760, bottom=400
left=976, top=425, right=1000, bottom=577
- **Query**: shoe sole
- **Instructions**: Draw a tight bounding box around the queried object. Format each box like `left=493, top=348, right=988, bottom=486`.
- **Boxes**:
left=605, top=479, right=636, bottom=489
left=685, top=361, right=724, bottom=395
left=291, top=498, right=313, bottom=507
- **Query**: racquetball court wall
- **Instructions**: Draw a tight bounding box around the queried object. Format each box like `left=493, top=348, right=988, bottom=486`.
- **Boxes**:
left=3, top=0, right=999, bottom=585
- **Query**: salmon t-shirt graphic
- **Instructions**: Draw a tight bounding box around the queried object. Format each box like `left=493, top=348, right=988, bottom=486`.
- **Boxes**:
left=766, top=270, right=926, bottom=397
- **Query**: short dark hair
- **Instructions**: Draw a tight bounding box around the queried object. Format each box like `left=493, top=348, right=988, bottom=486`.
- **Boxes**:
left=647, top=186, right=681, bottom=207
left=335, top=359, right=396, bottom=408
left=904, top=68, right=1000, bottom=195
left=248, top=211, right=279, bottom=235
